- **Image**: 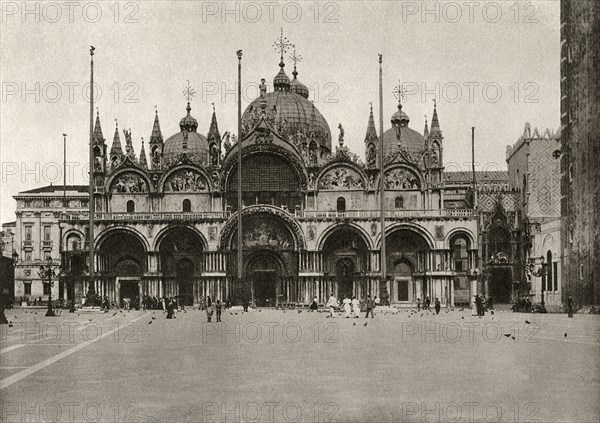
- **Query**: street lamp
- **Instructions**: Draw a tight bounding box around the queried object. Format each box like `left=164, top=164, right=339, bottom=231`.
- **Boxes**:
left=527, top=255, right=547, bottom=313
left=38, top=256, right=62, bottom=317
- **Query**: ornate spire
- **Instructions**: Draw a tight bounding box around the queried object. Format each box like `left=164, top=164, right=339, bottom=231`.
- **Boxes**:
left=150, top=109, right=163, bottom=144
left=272, top=28, right=294, bottom=91
left=139, top=138, right=148, bottom=169
left=110, top=120, right=123, bottom=156
left=365, top=103, right=378, bottom=142
left=208, top=103, right=221, bottom=143
left=423, top=114, right=429, bottom=138
left=180, top=81, right=198, bottom=132
left=430, top=100, right=442, bottom=136
left=391, top=80, right=409, bottom=126
left=93, top=110, right=104, bottom=142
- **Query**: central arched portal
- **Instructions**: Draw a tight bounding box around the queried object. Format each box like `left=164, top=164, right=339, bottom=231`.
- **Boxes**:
left=159, top=227, right=204, bottom=305
left=246, top=250, right=283, bottom=307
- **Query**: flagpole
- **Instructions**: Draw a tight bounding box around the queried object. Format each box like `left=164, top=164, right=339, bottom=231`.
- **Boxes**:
left=63, top=133, right=67, bottom=207
left=236, top=50, right=243, bottom=300
left=88, top=46, right=95, bottom=302
left=379, top=54, right=386, bottom=296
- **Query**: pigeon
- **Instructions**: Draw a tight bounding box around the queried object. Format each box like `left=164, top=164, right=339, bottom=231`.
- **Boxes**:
left=511, top=336, right=516, bottom=340
left=525, top=320, right=531, bottom=324
left=151, top=317, right=156, bottom=320
left=297, top=310, right=302, bottom=314
left=461, top=316, right=464, bottom=320
left=88, top=319, right=92, bottom=322
left=504, top=334, right=511, bottom=338
left=363, top=322, right=367, bottom=327
left=148, top=321, right=152, bottom=325
left=258, top=310, right=262, bottom=313
left=112, top=313, right=117, bottom=316
left=8, top=324, right=13, bottom=327
left=234, top=313, right=238, bottom=315
left=490, top=310, right=494, bottom=315
left=564, top=333, right=567, bottom=338
left=353, top=322, right=356, bottom=326
left=229, top=312, right=233, bottom=315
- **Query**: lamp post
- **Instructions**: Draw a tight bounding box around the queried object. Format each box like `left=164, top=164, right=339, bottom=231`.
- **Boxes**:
left=38, top=256, right=61, bottom=317
left=527, top=255, right=547, bottom=313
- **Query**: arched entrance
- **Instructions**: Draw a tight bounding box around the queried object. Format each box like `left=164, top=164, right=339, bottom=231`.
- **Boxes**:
left=158, top=227, right=204, bottom=305
left=386, top=228, right=431, bottom=304
left=322, top=226, right=369, bottom=299
left=487, top=225, right=513, bottom=303
left=246, top=250, right=283, bottom=307
left=97, top=230, right=147, bottom=307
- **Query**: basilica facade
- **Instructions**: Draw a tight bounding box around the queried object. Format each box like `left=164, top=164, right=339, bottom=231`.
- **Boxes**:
left=54, top=57, right=482, bottom=308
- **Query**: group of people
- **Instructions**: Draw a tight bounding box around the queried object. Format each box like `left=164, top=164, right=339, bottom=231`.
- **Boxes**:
left=324, top=294, right=380, bottom=318
left=472, top=294, right=490, bottom=316
left=203, top=296, right=223, bottom=322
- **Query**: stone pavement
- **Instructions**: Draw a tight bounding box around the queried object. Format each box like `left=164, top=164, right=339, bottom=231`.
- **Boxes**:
left=0, top=307, right=598, bottom=422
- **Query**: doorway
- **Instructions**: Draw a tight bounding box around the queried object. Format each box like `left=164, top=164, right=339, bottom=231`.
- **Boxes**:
left=177, top=258, right=194, bottom=306
left=247, top=251, right=282, bottom=307
left=118, top=279, right=140, bottom=308
left=489, top=267, right=512, bottom=303
left=336, top=258, right=354, bottom=300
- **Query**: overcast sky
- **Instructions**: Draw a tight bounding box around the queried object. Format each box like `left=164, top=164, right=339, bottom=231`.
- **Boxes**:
left=0, top=0, right=560, bottom=223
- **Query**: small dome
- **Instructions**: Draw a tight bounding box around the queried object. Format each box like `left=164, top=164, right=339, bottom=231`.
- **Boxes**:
left=289, top=67, right=309, bottom=98
left=273, top=60, right=291, bottom=91
left=179, top=103, right=198, bottom=132
left=391, top=104, right=410, bottom=124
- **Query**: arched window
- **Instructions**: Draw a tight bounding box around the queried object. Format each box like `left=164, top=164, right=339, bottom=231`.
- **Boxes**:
left=395, top=196, right=404, bottom=209
left=126, top=200, right=135, bottom=213
left=183, top=199, right=191, bottom=212
left=336, top=197, right=346, bottom=213
left=547, top=250, right=553, bottom=291
left=451, top=237, right=470, bottom=272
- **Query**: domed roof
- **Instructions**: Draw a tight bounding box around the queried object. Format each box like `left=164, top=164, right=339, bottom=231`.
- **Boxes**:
left=242, top=90, right=332, bottom=152
left=381, top=103, right=424, bottom=159
left=289, top=67, right=309, bottom=98
left=163, top=103, right=208, bottom=165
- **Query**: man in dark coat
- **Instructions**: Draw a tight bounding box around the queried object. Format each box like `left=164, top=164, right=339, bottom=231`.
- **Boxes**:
left=567, top=296, right=574, bottom=318
left=434, top=298, right=441, bottom=315
left=365, top=295, right=375, bottom=318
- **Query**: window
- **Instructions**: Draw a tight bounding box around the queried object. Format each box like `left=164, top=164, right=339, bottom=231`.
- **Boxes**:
left=336, top=197, right=346, bottom=213
left=183, top=199, right=191, bottom=212
left=126, top=200, right=135, bottom=213
left=43, top=225, right=51, bottom=241
left=25, top=226, right=32, bottom=241
left=43, top=283, right=50, bottom=295
left=553, top=262, right=559, bottom=292
left=24, top=283, right=31, bottom=295
left=395, top=196, right=404, bottom=209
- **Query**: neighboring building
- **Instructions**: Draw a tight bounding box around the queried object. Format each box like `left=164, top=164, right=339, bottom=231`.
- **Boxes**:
left=56, top=52, right=483, bottom=309
left=12, top=185, right=88, bottom=302
left=560, top=0, right=600, bottom=308
left=1, top=221, right=16, bottom=257
left=507, top=123, right=562, bottom=310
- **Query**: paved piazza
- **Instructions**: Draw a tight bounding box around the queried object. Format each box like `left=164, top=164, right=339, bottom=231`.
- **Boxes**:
left=0, top=307, right=598, bottom=423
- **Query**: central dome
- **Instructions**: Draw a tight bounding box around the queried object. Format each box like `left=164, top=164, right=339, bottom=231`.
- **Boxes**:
left=242, top=61, right=332, bottom=153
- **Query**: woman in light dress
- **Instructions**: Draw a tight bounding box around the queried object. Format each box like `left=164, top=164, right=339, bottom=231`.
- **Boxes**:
left=343, top=297, right=352, bottom=318
left=351, top=296, right=361, bottom=318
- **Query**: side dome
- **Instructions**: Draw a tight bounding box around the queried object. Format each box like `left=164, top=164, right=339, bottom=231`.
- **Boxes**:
left=163, top=103, right=209, bottom=165
left=382, top=105, right=425, bottom=159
